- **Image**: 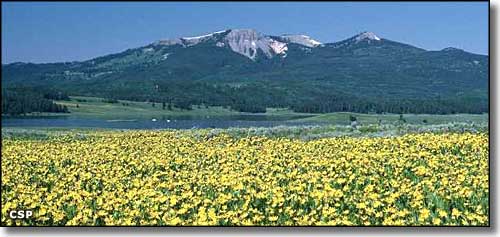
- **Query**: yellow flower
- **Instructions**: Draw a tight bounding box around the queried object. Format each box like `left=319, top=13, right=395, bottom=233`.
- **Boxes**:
left=159, top=196, right=168, bottom=203
left=97, top=210, right=107, bottom=216
left=420, top=208, right=431, bottom=219
left=356, top=203, right=367, bottom=209
left=169, top=196, right=178, bottom=206
left=0, top=130, right=488, bottom=226
left=452, top=208, right=461, bottom=217
left=208, top=208, right=217, bottom=221
left=38, top=208, right=47, bottom=216
left=177, top=208, right=188, bottom=215
left=438, top=209, right=448, bottom=218
left=170, top=217, right=182, bottom=225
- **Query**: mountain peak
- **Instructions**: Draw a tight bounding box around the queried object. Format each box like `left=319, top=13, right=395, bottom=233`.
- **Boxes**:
left=355, top=32, right=381, bottom=42
left=441, top=47, right=464, bottom=52
left=180, top=30, right=227, bottom=46
left=155, top=30, right=228, bottom=46
left=225, top=29, right=263, bottom=40
left=181, top=30, right=227, bottom=40
left=227, top=28, right=259, bottom=34
left=328, top=31, right=383, bottom=48
left=278, top=34, right=322, bottom=47
left=223, top=29, right=286, bottom=60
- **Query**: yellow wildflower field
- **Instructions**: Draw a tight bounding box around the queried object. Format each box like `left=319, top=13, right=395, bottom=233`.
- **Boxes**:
left=1, top=131, right=488, bottom=226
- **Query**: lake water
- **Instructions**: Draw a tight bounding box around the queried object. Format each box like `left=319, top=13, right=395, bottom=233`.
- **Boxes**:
left=1, top=115, right=321, bottom=129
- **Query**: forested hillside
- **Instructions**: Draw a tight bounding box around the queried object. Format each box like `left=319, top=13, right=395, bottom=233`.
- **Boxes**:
left=2, top=30, right=488, bottom=114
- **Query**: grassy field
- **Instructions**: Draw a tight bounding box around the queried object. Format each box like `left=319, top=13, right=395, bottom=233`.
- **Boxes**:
left=50, top=96, right=310, bottom=120
left=297, top=112, right=488, bottom=125
left=2, top=121, right=488, bottom=141
left=46, top=96, right=490, bottom=126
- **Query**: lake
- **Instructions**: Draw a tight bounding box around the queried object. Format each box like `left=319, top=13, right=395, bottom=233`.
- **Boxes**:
left=1, top=115, right=321, bottom=129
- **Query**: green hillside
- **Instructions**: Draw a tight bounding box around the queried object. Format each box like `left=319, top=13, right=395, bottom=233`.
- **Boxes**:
left=2, top=30, right=488, bottom=115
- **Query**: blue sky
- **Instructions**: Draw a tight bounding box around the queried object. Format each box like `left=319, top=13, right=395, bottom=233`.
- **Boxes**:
left=2, top=2, right=488, bottom=63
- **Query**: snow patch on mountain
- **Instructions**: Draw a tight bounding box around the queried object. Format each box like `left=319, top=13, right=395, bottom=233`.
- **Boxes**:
left=155, top=30, right=227, bottom=47
left=269, top=39, right=288, bottom=55
left=279, top=35, right=322, bottom=47
left=181, top=30, right=226, bottom=40
left=162, top=53, right=171, bottom=60
left=328, top=31, right=383, bottom=49
left=181, top=30, right=226, bottom=46
left=182, top=30, right=225, bottom=40
left=355, top=32, right=381, bottom=42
